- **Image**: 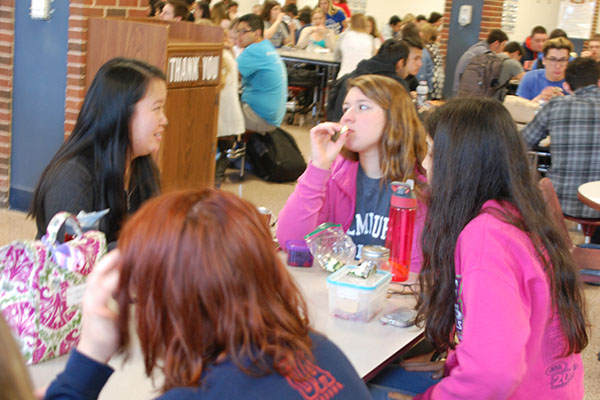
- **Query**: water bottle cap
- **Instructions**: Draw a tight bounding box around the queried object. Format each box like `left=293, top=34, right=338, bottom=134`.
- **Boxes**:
left=390, top=181, right=417, bottom=208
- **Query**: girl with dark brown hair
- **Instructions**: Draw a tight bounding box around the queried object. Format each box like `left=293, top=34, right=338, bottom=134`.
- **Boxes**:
left=369, top=97, right=588, bottom=399
left=43, top=190, right=371, bottom=399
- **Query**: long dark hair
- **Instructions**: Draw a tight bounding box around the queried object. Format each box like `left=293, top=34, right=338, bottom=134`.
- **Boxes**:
left=116, top=190, right=312, bottom=392
left=30, top=58, right=163, bottom=242
left=417, top=97, right=587, bottom=355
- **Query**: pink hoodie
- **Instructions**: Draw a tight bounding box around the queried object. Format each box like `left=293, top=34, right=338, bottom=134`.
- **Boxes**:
left=416, top=200, right=583, bottom=400
left=276, top=156, right=427, bottom=273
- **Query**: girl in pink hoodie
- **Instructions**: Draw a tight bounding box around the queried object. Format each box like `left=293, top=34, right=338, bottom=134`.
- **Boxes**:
left=277, top=74, right=428, bottom=270
left=370, top=97, right=588, bottom=399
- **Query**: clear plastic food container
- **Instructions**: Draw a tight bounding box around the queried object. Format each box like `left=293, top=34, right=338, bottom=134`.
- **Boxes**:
left=326, top=265, right=392, bottom=322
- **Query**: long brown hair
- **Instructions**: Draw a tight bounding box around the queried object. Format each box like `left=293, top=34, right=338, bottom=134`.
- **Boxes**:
left=345, top=74, right=428, bottom=200
left=116, top=190, right=312, bottom=392
left=0, top=316, right=35, bottom=400
left=417, top=97, right=588, bottom=355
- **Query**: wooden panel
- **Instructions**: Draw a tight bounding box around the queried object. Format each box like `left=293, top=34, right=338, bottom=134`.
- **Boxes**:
left=125, top=17, right=224, bottom=43
left=160, top=86, right=219, bottom=192
left=86, top=18, right=169, bottom=89
left=168, top=21, right=224, bottom=43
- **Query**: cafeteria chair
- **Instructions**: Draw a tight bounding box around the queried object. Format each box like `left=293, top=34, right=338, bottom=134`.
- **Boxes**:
left=226, top=131, right=256, bottom=181
left=539, top=178, right=600, bottom=285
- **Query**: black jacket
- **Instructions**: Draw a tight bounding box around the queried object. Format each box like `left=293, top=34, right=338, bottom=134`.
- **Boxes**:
left=327, top=55, right=409, bottom=121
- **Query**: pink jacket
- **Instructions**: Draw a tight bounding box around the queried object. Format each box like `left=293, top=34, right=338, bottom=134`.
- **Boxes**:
left=276, top=156, right=426, bottom=273
left=416, top=200, right=584, bottom=400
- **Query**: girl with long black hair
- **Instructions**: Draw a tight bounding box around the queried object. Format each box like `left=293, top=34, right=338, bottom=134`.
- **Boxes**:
left=31, top=58, right=165, bottom=243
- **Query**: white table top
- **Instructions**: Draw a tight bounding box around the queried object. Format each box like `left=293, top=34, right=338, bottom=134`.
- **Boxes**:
left=578, top=181, right=600, bottom=210
left=29, top=258, right=422, bottom=398
left=277, top=48, right=339, bottom=65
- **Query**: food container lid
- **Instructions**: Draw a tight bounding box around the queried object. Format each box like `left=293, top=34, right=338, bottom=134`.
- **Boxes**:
left=361, top=245, right=390, bottom=259
left=285, top=239, right=310, bottom=252
left=326, top=265, right=392, bottom=291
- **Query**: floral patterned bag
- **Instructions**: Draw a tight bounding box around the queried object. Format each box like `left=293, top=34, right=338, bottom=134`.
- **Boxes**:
left=0, top=212, right=106, bottom=364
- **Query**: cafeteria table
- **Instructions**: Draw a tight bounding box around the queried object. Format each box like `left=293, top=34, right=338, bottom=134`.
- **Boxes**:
left=578, top=181, right=600, bottom=211
left=277, top=48, right=340, bottom=119
left=28, top=258, right=423, bottom=398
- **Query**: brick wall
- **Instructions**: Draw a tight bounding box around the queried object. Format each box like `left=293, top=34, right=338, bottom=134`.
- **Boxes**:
left=66, top=0, right=150, bottom=135
left=480, top=0, right=504, bottom=41
left=0, top=0, right=13, bottom=208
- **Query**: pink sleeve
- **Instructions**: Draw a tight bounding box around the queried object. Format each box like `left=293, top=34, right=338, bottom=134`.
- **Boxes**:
left=419, top=268, right=530, bottom=399
left=409, top=201, right=427, bottom=273
left=276, top=162, right=332, bottom=247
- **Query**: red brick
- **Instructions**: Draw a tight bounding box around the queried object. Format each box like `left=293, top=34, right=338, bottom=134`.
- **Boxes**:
left=0, top=33, right=13, bottom=43
left=67, top=52, right=86, bottom=64
left=66, top=100, right=83, bottom=110
left=70, top=0, right=94, bottom=4
left=0, top=21, right=14, bottom=31
left=68, top=18, right=89, bottom=29
left=66, top=88, right=85, bottom=98
left=68, top=42, right=87, bottom=52
left=67, top=65, right=86, bottom=76
left=106, top=8, right=127, bottom=17
left=119, top=0, right=140, bottom=6
left=68, top=30, right=87, bottom=41
left=127, top=8, right=149, bottom=18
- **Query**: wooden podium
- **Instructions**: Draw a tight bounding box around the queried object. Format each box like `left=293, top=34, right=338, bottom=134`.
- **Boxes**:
left=86, top=17, right=224, bottom=191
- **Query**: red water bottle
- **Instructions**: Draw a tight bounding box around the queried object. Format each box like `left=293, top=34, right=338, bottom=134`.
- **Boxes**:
left=385, top=180, right=417, bottom=282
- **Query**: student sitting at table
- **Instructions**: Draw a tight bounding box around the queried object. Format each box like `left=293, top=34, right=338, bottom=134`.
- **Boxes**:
left=516, top=37, right=573, bottom=102
left=261, top=1, right=293, bottom=48
left=369, top=97, right=588, bottom=399
left=277, top=74, right=428, bottom=265
left=318, top=0, right=347, bottom=34
left=334, top=14, right=375, bottom=79
left=235, top=13, right=287, bottom=133
left=30, top=58, right=164, bottom=244
left=42, top=189, right=372, bottom=399
left=296, top=8, right=336, bottom=51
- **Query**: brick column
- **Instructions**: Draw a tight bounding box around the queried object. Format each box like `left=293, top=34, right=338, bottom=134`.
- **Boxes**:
left=0, top=0, right=14, bottom=208
left=480, top=0, right=504, bottom=41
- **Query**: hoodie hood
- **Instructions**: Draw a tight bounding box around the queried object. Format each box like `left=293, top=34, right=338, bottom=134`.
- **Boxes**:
left=355, top=54, right=398, bottom=75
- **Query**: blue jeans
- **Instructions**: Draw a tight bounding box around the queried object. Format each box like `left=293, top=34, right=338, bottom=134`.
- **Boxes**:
left=368, top=365, right=441, bottom=399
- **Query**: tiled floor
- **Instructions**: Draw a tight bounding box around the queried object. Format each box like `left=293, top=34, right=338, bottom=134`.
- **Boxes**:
left=1, top=120, right=599, bottom=397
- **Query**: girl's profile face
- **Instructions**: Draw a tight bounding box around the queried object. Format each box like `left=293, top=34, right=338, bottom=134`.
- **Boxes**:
left=129, top=78, right=168, bottom=159
left=340, top=87, right=385, bottom=155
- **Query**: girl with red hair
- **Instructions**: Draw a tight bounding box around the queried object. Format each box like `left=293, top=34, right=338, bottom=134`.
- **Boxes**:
left=43, top=189, right=370, bottom=399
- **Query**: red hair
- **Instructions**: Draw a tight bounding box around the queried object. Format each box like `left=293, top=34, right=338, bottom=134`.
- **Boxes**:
left=116, top=189, right=312, bottom=392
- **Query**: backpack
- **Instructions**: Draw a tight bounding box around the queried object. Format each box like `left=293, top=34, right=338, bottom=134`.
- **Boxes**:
left=457, top=51, right=508, bottom=101
left=246, top=128, right=307, bottom=182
